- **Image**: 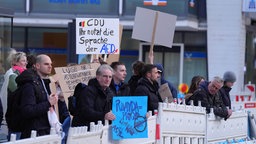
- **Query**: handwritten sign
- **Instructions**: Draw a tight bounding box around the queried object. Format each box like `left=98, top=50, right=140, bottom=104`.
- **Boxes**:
left=76, top=18, right=119, bottom=54
left=54, top=63, right=100, bottom=93
left=112, top=96, right=148, bottom=140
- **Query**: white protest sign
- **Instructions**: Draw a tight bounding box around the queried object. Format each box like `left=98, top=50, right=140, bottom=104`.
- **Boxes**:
left=76, top=18, right=120, bottom=54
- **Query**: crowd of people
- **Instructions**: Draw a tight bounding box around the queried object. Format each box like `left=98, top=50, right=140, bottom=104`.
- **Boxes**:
left=0, top=51, right=237, bottom=143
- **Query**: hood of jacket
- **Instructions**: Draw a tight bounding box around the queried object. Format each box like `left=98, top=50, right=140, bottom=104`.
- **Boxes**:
left=198, top=81, right=210, bottom=94
left=15, top=68, right=39, bottom=86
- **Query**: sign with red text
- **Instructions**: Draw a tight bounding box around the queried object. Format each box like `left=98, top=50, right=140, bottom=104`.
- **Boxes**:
left=76, top=18, right=120, bottom=54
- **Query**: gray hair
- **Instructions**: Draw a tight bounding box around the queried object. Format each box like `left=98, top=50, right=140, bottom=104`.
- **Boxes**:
left=96, top=64, right=113, bottom=76
left=212, top=76, right=224, bottom=87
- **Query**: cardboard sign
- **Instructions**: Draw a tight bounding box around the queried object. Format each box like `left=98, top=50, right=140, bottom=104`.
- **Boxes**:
left=159, top=83, right=173, bottom=103
left=76, top=18, right=119, bottom=54
left=132, top=7, right=177, bottom=48
left=54, top=63, right=100, bottom=93
left=112, top=96, right=148, bottom=140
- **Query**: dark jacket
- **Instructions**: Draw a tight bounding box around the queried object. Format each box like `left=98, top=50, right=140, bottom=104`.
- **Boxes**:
left=72, top=79, right=114, bottom=128
left=16, top=69, right=52, bottom=138
left=219, top=86, right=232, bottom=109
left=155, top=64, right=177, bottom=98
left=109, top=80, right=130, bottom=96
left=128, top=75, right=141, bottom=96
left=188, top=81, right=228, bottom=119
left=134, top=77, right=162, bottom=112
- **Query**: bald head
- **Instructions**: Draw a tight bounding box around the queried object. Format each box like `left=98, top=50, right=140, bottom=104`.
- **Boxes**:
left=35, top=54, right=52, bottom=78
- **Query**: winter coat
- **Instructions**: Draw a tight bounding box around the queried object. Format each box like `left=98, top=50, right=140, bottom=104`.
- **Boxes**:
left=134, top=77, right=162, bottom=112
left=188, top=81, right=228, bottom=119
left=219, top=86, right=232, bottom=109
left=72, top=79, right=114, bottom=128
left=16, top=69, right=52, bottom=138
left=109, top=80, right=130, bottom=96
left=128, top=75, right=141, bottom=96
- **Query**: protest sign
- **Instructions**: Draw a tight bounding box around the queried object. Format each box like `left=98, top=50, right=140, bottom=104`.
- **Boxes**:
left=112, top=96, right=148, bottom=140
left=76, top=18, right=119, bottom=54
left=159, top=83, right=173, bottom=103
left=54, top=63, right=100, bottom=93
left=132, top=7, right=177, bottom=48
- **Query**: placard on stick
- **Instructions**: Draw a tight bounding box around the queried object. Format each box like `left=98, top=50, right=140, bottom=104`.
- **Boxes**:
left=76, top=18, right=119, bottom=54
left=132, top=7, right=177, bottom=48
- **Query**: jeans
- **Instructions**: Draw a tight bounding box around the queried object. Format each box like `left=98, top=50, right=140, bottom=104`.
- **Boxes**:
left=61, top=116, right=71, bottom=144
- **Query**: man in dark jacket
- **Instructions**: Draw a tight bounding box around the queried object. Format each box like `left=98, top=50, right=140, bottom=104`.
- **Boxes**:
left=219, top=71, right=236, bottom=109
left=188, top=76, right=232, bottom=120
left=128, top=61, right=144, bottom=95
left=17, top=54, right=58, bottom=138
left=134, top=64, right=162, bottom=112
left=110, top=61, right=130, bottom=96
left=155, top=63, right=178, bottom=98
left=72, top=64, right=115, bottom=128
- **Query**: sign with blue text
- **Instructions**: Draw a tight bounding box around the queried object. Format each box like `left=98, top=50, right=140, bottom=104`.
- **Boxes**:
left=112, top=96, right=148, bottom=140
left=243, top=0, right=256, bottom=12
left=76, top=18, right=119, bottom=54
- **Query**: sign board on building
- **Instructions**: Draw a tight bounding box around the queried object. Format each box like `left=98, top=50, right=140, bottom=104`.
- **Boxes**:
left=76, top=18, right=119, bottom=54
left=243, top=0, right=256, bottom=12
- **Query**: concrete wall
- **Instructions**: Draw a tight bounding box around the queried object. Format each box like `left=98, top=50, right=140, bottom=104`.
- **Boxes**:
left=207, top=0, right=246, bottom=93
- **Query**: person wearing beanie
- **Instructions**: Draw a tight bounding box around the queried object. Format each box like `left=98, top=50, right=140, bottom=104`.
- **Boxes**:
left=219, top=71, right=236, bottom=109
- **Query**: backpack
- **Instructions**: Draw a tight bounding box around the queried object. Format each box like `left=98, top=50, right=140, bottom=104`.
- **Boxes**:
left=5, top=80, right=41, bottom=132
left=68, top=83, right=87, bottom=116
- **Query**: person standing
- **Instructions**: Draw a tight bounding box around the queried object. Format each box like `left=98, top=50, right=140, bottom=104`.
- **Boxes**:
left=219, top=71, right=236, bottom=109
left=185, top=75, right=205, bottom=105
left=110, top=62, right=130, bottom=96
left=17, top=54, right=58, bottom=138
left=155, top=63, right=178, bottom=99
left=72, top=64, right=116, bottom=129
left=128, top=60, right=145, bottom=95
left=1, top=52, right=27, bottom=118
left=188, top=76, right=232, bottom=120
left=134, top=64, right=162, bottom=112
left=1, top=51, right=27, bottom=140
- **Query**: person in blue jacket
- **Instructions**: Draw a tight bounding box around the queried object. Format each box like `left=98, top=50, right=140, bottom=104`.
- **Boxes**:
left=155, top=64, right=178, bottom=99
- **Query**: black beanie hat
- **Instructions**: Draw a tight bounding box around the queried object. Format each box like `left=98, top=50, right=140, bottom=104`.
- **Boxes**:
left=223, top=71, right=236, bottom=83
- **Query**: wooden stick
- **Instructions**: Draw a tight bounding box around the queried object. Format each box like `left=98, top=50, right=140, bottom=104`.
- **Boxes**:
left=149, top=11, right=159, bottom=64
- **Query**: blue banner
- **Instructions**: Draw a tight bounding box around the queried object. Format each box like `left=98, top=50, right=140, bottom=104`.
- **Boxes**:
left=112, top=96, right=148, bottom=140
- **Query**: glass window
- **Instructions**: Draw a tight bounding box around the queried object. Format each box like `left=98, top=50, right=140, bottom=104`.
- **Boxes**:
left=27, top=28, right=68, bottom=67
left=184, top=32, right=206, bottom=46
left=31, top=0, right=118, bottom=15
left=0, top=0, right=26, bottom=13
left=13, top=27, right=25, bottom=48
left=0, top=15, right=13, bottom=89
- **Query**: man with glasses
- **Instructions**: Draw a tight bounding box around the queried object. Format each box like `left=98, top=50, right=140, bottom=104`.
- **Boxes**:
left=188, top=76, right=232, bottom=120
left=72, top=64, right=116, bottom=129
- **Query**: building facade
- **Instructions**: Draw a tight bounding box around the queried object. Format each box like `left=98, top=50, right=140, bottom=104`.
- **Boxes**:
left=0, top=0, right=254, bottom=93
